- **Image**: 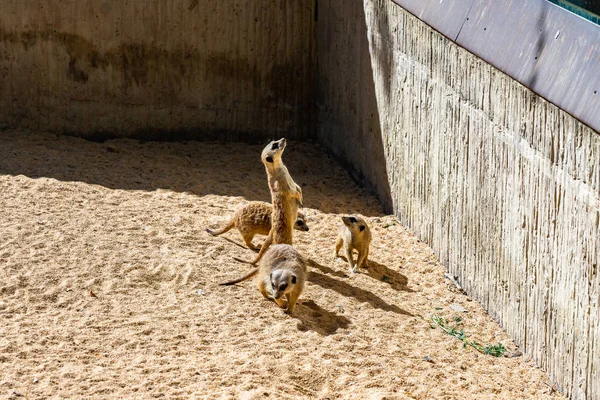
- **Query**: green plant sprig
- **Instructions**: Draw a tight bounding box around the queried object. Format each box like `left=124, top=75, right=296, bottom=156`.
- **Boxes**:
left=431, top=315, right=506, bottom=357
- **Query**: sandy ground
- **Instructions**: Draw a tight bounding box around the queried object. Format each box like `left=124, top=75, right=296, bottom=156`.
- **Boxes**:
left=0, top=131, right=563, bottom=399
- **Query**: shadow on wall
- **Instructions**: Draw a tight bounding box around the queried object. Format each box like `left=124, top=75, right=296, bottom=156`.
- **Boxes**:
left=0, top=0, right=316, bottom=141
left=316, top=0, right=394, bottom=214
left=0, top=133, right=386, bottom=216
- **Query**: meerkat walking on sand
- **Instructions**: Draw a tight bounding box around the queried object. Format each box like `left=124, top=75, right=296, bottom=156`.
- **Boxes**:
left=234, top=138, right=303, bottom=265
left=221, top=244, right=307, bottom=314
left=335, top=215, right=372, bottom=273
left=206, top=201, right=309, bottom=250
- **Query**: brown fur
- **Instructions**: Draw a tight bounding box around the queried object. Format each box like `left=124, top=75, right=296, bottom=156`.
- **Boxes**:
left=206, top=201, right=308, bottom=250
left=221, top=244, right=307, bottom=314
left=234, top=138, right=303, bottom=265
left=335, top=215, right=372, bottom=273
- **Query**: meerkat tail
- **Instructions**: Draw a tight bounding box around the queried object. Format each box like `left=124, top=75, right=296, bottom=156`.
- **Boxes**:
left=206, top=220, right=235, bottom=236
left=231, top=248, right=266, bottom=266
left=220, top=268, right=259, bottom=286
left=232, top=256, right=257, bottom=265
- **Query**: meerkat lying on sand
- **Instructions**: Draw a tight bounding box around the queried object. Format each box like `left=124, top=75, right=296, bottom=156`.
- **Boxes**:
left=234, top=138, right=303, bottom=265
left=206, top=201, right=308, bottom=250
left=221, top=244, right=307, bottom=314
left=335, top=215, right=372, bottom=273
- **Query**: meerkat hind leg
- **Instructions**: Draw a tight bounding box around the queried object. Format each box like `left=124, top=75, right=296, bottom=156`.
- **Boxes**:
left=334, top=236, right=343, bottom=258
left=363, top=247, right=370, bottom=268
left=241, top=232, right=258, bottom=250
left=250, top=234, right=273, bottom=265
left=346, top=247, right=356, bottom=273
left=357, top=248, right=368, bottom=270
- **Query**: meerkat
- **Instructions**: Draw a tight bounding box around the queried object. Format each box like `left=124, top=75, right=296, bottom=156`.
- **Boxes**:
left=206, top=201, right=309, bottom=250
left=221, top=244, right=307, bottom=314
left=234, top=138, right=303, bottom=265
left=335, top=215, right=372, bottom=273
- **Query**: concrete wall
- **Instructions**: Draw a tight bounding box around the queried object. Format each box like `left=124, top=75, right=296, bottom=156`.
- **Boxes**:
left=316, top=0, right=393, bottom=211
left=0, top=0, right=315, bottom=140
left=317, top=1, right=599, bottom=398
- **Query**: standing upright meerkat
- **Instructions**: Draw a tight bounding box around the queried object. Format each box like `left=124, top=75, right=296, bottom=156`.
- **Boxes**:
left=335, top=215, right=372, bottom=273
left=234, top=138, right=303, bottom=265
left=206, top=201, right=309, bottom=250
left=221, top=244, right=307, bottom=314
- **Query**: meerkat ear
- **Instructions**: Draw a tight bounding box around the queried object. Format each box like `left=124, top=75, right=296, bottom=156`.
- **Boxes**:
left=265, top=156, right=274, bottom=163
left=359, top=225, right=366, bottom=232
left=291, top=275, right=297, bottom=284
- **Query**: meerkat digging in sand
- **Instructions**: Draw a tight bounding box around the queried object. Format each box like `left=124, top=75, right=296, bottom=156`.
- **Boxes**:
left=206, top=201, right=308, bottom=250
left=221, top=244, right=307, bottom=314
left=335, top=215, right=372, bottom=273
left=233, top=138, right=303, bottom=265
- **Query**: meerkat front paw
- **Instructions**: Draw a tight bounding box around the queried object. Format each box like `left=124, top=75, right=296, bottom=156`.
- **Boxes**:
left=274, top=297, right=287, bottom=308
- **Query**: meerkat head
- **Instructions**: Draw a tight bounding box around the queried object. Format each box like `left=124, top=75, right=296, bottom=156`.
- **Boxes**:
left=261, top=138, right=286, bottom=166
left=342, top=215, right=368, bottom=234
left=293, top=211, right=309, bottom=232
left=270, top=269, right=297, bottom=300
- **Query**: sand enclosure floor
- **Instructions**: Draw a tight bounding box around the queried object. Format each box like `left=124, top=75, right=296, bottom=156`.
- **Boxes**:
left=0, top=132, right=562, bottom=399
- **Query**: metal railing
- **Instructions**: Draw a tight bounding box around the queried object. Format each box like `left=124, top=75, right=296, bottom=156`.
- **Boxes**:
left=547, top=0, right=600, bottom=25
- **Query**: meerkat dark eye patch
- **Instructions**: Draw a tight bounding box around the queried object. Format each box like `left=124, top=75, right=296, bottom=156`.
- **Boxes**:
left=296, top=220, right=304, bottom=225
left=360, top=225, right=365, bottom=232
left=349, top=217, right=357, bottom=223
left=265, top=156, right=274, bottom=163
left=271, top=143, right=279, bottom=150
left=279, top=283, right=288, bottom=291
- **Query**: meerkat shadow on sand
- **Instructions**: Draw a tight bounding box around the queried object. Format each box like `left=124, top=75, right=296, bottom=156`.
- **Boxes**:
left=307, top=258, right=347, bottom=278
left=362, top=260, right=415, bottom=293
left=309, top=258, right=414, bottom=293
left=307, top=264, right=413, bottom=316
left=292, top=300, right=351, bottom=336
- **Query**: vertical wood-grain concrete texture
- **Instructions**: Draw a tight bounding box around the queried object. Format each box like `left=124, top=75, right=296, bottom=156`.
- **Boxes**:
left=0, top=0, right=315, bottom=140
left=317, top=1, right=599, bottom=398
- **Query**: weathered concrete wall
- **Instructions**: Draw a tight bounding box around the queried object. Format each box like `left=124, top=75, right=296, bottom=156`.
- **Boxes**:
left=317, top=1, right=600, bottom=398
left=316, top=0, right=393, bottom=211
left=0, top=0, right=315, bottom=140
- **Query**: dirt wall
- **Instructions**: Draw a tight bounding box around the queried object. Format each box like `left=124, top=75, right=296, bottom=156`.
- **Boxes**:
left=0, top=0, right=316, bottom=140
